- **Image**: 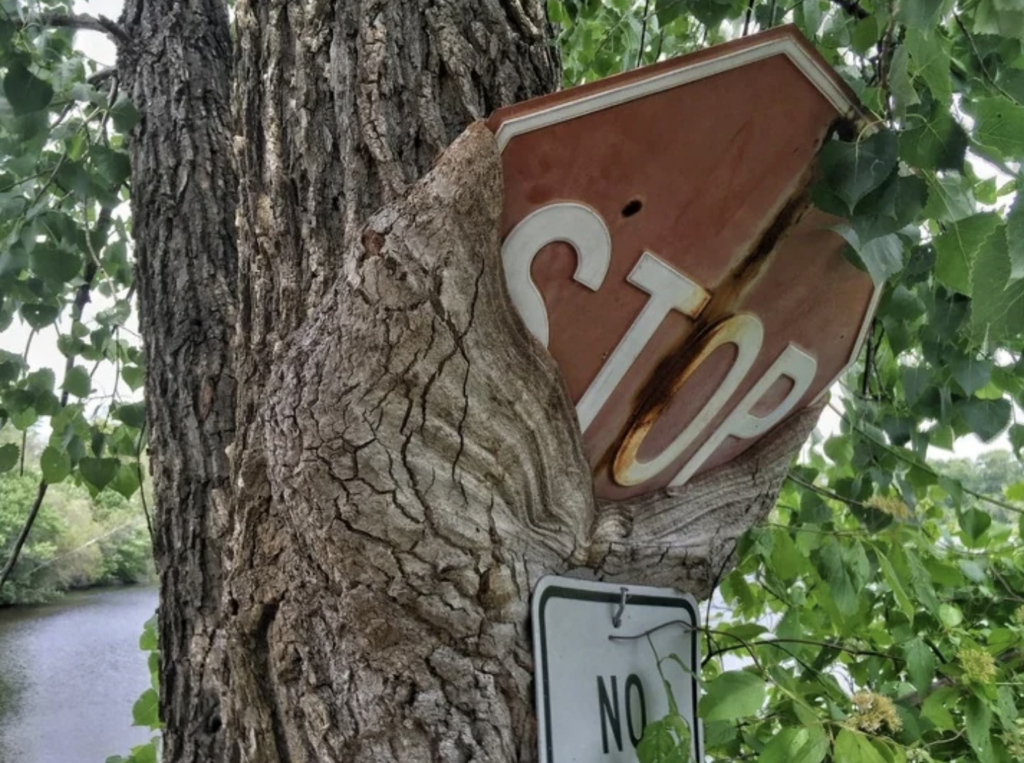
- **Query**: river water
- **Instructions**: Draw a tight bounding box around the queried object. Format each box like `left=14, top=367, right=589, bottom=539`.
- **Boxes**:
left=0, top=585, right=159, bottom=763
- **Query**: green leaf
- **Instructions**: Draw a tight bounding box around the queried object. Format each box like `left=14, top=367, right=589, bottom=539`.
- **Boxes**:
left=905, top=29, right=952, bottom=105
left=895, top=546, right=940, bottom=615
left=817, top=132, right=898, bottom=213
left=899, top=107, right=967, bottom=171
left=0, top=443, right=19, bottom=473
left=959, top=508, right=992, bottom=543
left=896, top=0, right=946, bottom=26
left=139, top=616, right=158, bottom=651
left=851, top=17, right=879, bottom=55
left=939, top=602, right=963, bottom=628
left=128, top=743, right=158, bottom=763
left=3, top=64, right=54, bottom=114
left=965, top=694, right=995, bottom=763
left=89, top=145, right=131, bottom=191
left=132, top=688, right=160, bottom=729
left=54, top=160, right=94, bottom=201
left=62, top=366, right=91, bottom=398
left=19, top=303, right=60, bottom=330
left=79, top=456, right=119, bottom=491
left=876, top=547, right=915, bottom=618
left=922, top=173, right=976, bottom=221
left=40, top=446, right=71, bottom=484
left=110, top=463, right=141, bottom=499
left=949, top=355, right=993, bottom=396
left=921, top=687, right=957, bottom=729
left=698, top=671, right=766, bottom=722
left=996, top=685, right=1017, bottom=727
left=110, top=95, right=142, bottom=133
left=1006, top=481, right=1024, bottom=501
left=1008, top=193, right=1024, bottom=281
left=10, top=407, right=38, bottom=431
left=122, top=365, right=145, bottom=391
left=833, top=728, right=887, bottom=763
left=719, top=622, right=768, bottom=642
left=814, top=540, right=858, bottom=616
left=26, top=368, right=55, bottom=392
left=757, top=725, right=828, bottom=763
left=113, top=401, right=147, bottom=429
left=970, top=226, right=1024, bottom=342
left=959, top=398, right=1011, bottom=442
left=933, top=212, right=1001, bottom=295
left=1011, top=423, right=1024, bottom=458
left=888, top=48, right=919, bottom=117
left=974, top=97, right=1024, bottom=158
left=130, top=741, right=159, bottom=763
left=960, top=558, right=987, bottom=582
left=769, top=529, right=806, bottom=581
left=834, top=227, right=905, bottom=285
left=853, top=174, right=928, bottom=239
left=904, top=638, right=935, bottom=694
left=702, top=719, right=736, bottom=748
left=31, top=245, right=82, bottom=284
left=636, top=714, right=691, bottom=763
left=655, top=0, right=685, bottom=29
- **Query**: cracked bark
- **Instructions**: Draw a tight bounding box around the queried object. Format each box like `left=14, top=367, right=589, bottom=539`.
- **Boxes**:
left=121, top=1, right=819, bottom=761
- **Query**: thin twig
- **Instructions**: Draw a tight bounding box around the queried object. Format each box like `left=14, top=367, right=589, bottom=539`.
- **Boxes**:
left=15, top=12, right=130, bottom=45
left=861, top=319, right=877, bottom=398
left=829, top=0, right=869, bottom=19
left=88, top=68, right=116, bottom=87
left=743, top=0, right=754, bottom=36
left=708, top=636, right=901, bottom=663
left=636, top=0, right=650, bottom=69
left=136, top=423, right=154, bottom=545
left=954, top=13, right=1023, bottom=108
left=786, top=473, right=875, bottom=512
left=0, top=484, right=48, bottom=591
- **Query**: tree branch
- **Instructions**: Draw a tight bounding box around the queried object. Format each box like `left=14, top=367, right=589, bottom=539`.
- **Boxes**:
left=830, top=0, right=869, bottom=19
left=15, top=12, right=130, bottom=45
left=0, top=484, right=49, bottom=592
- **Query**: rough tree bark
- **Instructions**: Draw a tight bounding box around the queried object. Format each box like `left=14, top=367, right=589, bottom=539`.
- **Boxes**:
left=118, top=2, right=237, bottom=761
left=119, top=2, right=821, bottom=762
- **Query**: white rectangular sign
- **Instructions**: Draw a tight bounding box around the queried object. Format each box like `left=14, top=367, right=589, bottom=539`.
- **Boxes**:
left=532, top=576, right=703, bottom=762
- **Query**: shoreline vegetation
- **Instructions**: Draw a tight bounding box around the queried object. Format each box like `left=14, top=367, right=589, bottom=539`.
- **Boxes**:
left=0, top=469, right=154, bottom=607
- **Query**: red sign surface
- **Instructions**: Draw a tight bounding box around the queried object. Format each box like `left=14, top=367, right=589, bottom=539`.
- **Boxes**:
left=488, top=26, right=879, bottom=502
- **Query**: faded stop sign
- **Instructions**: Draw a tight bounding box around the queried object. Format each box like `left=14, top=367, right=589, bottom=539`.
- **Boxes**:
left=487, top=26, right=879, bottom=502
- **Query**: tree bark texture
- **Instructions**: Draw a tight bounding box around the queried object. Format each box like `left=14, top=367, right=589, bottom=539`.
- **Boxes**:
left=118, top=2, right=237, bottom=761
left=121, top=2, right=822, bottom=761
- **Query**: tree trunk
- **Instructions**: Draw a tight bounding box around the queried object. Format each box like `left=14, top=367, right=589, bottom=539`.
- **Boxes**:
left=121, top=2, right=819, bottom=762
left=119, top=1, right=237, bottom=761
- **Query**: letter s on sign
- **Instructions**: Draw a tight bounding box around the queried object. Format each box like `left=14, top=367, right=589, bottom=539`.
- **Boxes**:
left=501, top=202, right=612, bottom=347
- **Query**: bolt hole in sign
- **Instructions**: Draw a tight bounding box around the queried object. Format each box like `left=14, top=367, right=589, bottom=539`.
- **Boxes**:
left=487, top=26, right=879, bottom=502
left=532, top=576, right=702, bottom=763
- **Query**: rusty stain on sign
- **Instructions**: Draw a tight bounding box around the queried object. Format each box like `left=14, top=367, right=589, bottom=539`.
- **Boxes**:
left=487, top=26, right=880, bottom=502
